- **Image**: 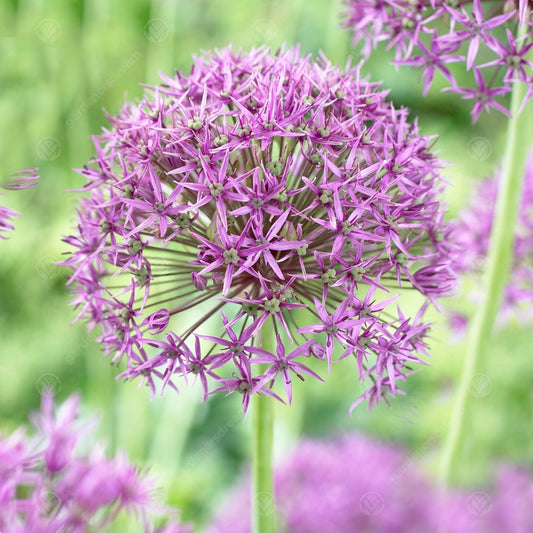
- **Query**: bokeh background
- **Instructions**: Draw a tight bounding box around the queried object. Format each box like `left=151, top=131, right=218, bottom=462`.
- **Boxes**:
left=0, top=0, right=531, bottom=530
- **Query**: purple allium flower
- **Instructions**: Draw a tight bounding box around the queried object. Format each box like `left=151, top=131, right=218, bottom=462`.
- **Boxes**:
left=342, top=0, right=533, bottom=122
left=444, top=466, right=533, bottom=533
left=209, top=433, right=533, bottom=533
left=3, top=167, right=40, bottom=191
left=0, top=391, right=190, bottom=533
left=29, top=391, right=86, bottom=473
left=485, top=466, right=533, bottom=532
left=452, top=151, right=533, bottom=321
left=0, top=204, right=19, bottom=238
left=0, top=168, right=39, bottom=239
left=447, top=309, right=469, bottom=338
left=209, top=434, right=441, bottom=533
left=62, top=46, right=454, bottom=413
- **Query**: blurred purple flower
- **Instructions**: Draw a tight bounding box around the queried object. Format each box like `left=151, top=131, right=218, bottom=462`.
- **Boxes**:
left=0, top=168, right=39, bottom=239
left=30, top=392, right=85, bottom=473
left=209, top=434, right=440, bottom=533
left=452, top=151, right=533, bottom=322
left=209, top=433, right=533, bottom=533
left=342, top=0, right=533, bottom=122
left=0, top=204, right=19, bottom=239
left=2, top=167, right=40, bottom=191
left=447, top=310, right=469, bottom=339
left=445, top=466, right=533, bottom=533
left=62, top=46, right=454, bottom=413
left=0, top=391, right=190, bottom=533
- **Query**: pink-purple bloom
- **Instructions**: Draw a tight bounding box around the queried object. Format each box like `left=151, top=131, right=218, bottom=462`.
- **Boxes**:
left=342, top=0, right=533, bottom=122
left=452, top=151, right=533, bottom=321
left=63, top=46, right=454, bottom=413
left=0, top=203, right=18, bottom=238
left=0, top=391, right=190, bottom=533
left=209, top=433, right=533, bottom=533
left=0, top=168, right=39, bottom=239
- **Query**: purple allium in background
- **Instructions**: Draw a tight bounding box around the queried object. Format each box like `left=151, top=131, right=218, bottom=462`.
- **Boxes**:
left=443, top=466, right=533, bottom=533
left=0, top=391, right=190, bottom=533
left=452, top=151, right=533, bottom=322
left=63, top=46, right=454, bottom=413
left=0, top=168, right=39, bottom=239
left=209, top=433, right=533, bottom=533
left=342, top=0, right=533, bottom=122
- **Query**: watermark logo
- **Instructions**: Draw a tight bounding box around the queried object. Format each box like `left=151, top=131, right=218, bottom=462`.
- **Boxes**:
left=36, top=373, right=61, bottom=395
left=36, top=19, right=62, bottom=43
left=36, top=256, right=62, bottom=280
left=469, top=372, right=492, bottom=398
left=251, top=19, right=278, bottom=44
left=467, top=137, right=492, bottom=161
left=144, top=19, right=169, bottom=43
left=255, top=492, right=276, bottom=516
left=36, top=137, right=61, bottom=161
left=467, top=491, right=492, bottom=517
left=360, top=491, right=384, bottom=517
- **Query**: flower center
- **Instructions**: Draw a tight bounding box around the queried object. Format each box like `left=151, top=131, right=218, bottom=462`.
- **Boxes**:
left=189, top=362, right=202, bottom=374
left=223, top=248, right=239, bottom=265
left=237, top=381, right=251, bottom=394
left=209, top=182, right=224, bottom=197
left=321, top=268, right=337, bottom=285
left=264, top=298, right=281, bottom=313
left=187, top=117, right=203, bottom=130
left=506, top=55, right=522, bottom=68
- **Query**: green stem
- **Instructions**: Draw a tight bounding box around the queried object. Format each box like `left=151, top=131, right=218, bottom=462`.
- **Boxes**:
left=439, top=24, right=533, bottom=487
left=252, top=318, right=276, bottom=533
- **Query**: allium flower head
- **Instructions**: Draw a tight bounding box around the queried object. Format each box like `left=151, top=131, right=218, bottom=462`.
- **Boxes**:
left=452, top=151, right=533, bottom=320
left=0, top=391, right=190, bottom=533
left=63, top=46, right=454, bottom=413
left=342, top=0, right=533, bottom=121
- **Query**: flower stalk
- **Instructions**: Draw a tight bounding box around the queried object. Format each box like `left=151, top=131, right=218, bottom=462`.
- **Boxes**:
left=440, top=20, right=533, bottom=487
left=252, top=318, right=276, bottom=533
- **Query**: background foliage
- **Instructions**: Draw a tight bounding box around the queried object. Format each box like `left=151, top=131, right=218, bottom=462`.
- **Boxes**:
left=0, top=0, right=531, bottom=529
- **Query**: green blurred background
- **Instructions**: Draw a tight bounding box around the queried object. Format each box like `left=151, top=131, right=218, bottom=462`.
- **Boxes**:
left=0, top=0, right=531, bottom=529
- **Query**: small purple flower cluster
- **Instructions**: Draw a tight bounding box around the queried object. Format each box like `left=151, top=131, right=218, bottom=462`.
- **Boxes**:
left=63, top=46, right=454, bottom=413
left=0, top=392, right=190, bottom=533
left=343, top=0, right=533, bottom=122
left=209, top=433, right=533, bottom=533
left=0, top=168, right=39, bottom=238
left=452, top=151, right=533, bottom=320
